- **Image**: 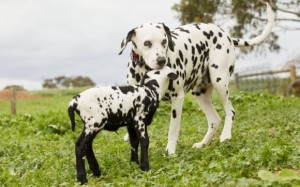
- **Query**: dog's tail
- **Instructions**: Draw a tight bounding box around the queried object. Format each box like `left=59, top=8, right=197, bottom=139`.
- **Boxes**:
left=232, top=3, right=275, bottom=47
left=68, top=100, right=77, bottom=131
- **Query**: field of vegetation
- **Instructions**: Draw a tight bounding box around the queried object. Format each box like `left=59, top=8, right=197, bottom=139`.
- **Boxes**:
left=0, top=88, right=300, bottom=186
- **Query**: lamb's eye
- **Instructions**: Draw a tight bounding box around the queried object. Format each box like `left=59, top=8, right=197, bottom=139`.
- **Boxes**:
left=144, top=41, right=152, bottom=48
left=162, top=39, right=167, bottom=47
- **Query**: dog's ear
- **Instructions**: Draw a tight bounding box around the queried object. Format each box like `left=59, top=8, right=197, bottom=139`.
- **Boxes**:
left=162, top=23, right=174, bottom=52
left=119, top=29, right=136, bottom=55
left=167, top=72, right=178, bottom=80
left=140, top=73, right=149, bottom=86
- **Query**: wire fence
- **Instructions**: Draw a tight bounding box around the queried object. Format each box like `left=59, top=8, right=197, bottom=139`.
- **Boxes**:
left=234, top=65, right=299, bottom=96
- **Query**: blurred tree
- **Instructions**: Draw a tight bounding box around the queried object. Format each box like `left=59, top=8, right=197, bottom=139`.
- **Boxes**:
left=4, top=85, right=25, bottom=91
left=42, top=79, right=57, bottom=89
left=42, top=76, right=95, bottom=89
left=172, top=0, right=300, bottom=55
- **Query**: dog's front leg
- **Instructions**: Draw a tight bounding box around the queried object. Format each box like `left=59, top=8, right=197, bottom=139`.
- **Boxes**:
left=166, top=93, right=184, bottom=154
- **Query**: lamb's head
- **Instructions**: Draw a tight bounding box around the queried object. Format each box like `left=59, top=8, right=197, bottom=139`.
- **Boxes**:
left=143, top=66, right=178, bottom=100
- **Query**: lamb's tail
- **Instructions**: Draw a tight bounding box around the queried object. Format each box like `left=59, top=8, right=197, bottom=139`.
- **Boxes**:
left=232, top=3, right=275, bottom=47
left=68, top=101, right=76, bottom=131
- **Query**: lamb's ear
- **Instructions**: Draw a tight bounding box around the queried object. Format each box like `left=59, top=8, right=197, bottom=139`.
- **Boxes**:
left=167, top=72, right=178, bottom=80
left=119, top=29, right=136, bottom=55
left=162, top=23, right=174, bottom=52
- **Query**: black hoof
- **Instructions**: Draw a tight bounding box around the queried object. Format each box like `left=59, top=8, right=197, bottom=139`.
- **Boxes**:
left=93, top=169, right=101, bottom=177
left=140, top=163, right=150, bottom=171
left=130, top=158, right=139, bottom=165
left=79, top=178, right=88, bottom=185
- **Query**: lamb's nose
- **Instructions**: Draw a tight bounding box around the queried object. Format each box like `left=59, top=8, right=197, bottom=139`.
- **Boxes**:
left=157, top=57, right=166, bottom=68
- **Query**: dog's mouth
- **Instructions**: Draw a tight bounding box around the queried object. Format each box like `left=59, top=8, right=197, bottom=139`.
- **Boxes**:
left=130, top=50, right=154, bottom=72
left=131, top=50, right=145, bottom=67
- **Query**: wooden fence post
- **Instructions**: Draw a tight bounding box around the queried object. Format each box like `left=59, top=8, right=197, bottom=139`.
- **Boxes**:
left=11, top=88, right=16, bottom=115
left=235, top=73, right=240, bottom=90
left=289, top=65, right=297, bottom=83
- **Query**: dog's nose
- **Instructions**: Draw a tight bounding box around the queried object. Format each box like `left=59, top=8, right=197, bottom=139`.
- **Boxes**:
left=157, top=57, right=166, bottom=67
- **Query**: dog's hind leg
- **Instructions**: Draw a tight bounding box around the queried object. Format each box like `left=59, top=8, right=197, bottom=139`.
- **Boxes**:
left=214, top=80, right=235, bottom=142
left=209, top=53, right=236, bottom=142
left=192, top=85, right=221, bottom=148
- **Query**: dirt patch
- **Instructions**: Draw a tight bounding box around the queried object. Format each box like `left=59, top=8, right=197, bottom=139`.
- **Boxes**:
left=0, top=89, right=44, bottom=100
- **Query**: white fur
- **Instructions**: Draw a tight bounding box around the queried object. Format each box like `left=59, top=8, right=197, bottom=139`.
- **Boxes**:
left=121, top=4, right=274, bottom=154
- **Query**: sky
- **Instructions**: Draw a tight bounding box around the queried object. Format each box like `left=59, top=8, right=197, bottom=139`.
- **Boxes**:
left=0, top=0, right=299, bottom=90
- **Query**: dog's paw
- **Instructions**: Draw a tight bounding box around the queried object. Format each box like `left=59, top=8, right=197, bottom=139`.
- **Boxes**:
left=192, top=142, right=205, bottom=148
left=220, top=133, right=231, bottom=142
left=165, top=145, right=176, bottom=155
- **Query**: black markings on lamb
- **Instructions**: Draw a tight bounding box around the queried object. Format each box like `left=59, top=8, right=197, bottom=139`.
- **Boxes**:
left=68, top=67, right=178, bottom=185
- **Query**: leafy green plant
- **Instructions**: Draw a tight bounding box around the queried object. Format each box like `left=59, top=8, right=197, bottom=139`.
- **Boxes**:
left=0, top=90, right=299, bottom=186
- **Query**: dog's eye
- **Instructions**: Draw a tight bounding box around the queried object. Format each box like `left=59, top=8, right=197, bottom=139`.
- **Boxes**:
left=162, top=39, right=167, bottom=47
left=144, top=41, right=152, bottom=48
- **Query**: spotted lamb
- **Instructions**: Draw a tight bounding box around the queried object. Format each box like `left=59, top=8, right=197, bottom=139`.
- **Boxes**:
left=68, top=66, right=178, bottom=184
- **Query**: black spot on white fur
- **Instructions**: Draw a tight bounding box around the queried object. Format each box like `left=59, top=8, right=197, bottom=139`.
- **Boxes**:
left=211, top=64, right=218, bottom=69
left=216, top=44, right=222, bottom=49
left=172, top=109, right=177, bottom=118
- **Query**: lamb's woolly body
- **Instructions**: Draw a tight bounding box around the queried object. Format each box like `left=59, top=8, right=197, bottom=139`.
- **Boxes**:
left=69, top=85, right=158, bottom=137
left=68, top=67, right=177, bottom=185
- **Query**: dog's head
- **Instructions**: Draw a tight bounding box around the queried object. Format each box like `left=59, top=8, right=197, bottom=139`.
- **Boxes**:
left=119, top=23, right=174, bottom=70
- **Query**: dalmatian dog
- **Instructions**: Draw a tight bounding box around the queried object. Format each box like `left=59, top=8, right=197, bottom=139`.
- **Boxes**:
left=119, top=4, right=274, bottom=154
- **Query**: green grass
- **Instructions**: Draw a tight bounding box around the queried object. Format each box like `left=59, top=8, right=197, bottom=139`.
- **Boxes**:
left=0, top=88, right=87, bottom=115
left=1, top=89, right=300, bottom=186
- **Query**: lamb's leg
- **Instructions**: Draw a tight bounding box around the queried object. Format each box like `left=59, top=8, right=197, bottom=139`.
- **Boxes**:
left=86, top=132, right=101, bottom=177
left=138, top=126, right=149, bottom=171
left=75, top=130, right=88, bottom=185
left=127, top=126, right=139, bottom=164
